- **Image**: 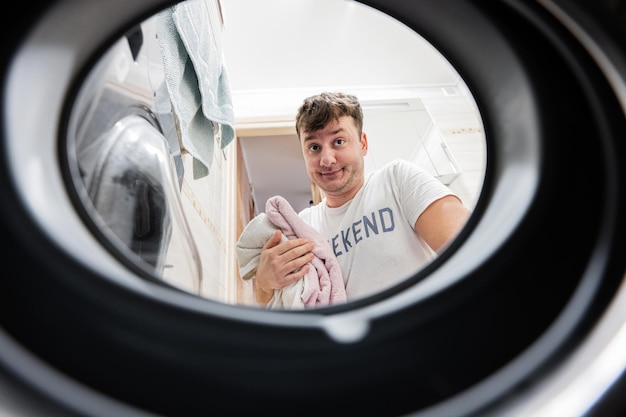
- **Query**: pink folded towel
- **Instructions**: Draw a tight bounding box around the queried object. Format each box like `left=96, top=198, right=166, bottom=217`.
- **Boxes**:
left=265, top=195, right=347, bottom=307
left=236, top=195, right=346, bottom=308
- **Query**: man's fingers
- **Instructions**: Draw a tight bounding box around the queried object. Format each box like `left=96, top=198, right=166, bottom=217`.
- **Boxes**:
left=265, top=233, right=313, bottom=257
left=283, top=264, right=311, bottom=285
left=288, top=252, right=314, bottom=274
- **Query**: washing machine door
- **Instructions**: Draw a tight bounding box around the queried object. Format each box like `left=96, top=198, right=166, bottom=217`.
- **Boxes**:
left=1, top=1, right=625, bottom=417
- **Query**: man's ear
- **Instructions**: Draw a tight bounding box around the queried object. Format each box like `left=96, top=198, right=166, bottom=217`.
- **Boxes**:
left=361, top=133, right=368, bottom=154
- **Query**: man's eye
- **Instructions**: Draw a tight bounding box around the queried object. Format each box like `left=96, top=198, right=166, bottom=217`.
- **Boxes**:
left=309, top=145, right=319, bottom=152
left=335, top=139, right=345, bottom=146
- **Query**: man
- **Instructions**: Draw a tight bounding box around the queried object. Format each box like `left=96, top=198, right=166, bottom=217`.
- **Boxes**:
left=253, top=92, right=470, bottom=306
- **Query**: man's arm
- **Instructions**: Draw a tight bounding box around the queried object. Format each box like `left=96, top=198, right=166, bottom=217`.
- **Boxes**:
left=414, top=195, right=471, bottom=253
left=253, top=230, right=315, bottom=306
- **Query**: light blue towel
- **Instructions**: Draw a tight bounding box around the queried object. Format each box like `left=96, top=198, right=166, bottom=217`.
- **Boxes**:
left=156, top=0, right=235, bottom=179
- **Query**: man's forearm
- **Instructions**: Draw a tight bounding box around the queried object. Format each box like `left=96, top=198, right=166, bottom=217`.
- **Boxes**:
left=254, top=278, right=274, bottom=306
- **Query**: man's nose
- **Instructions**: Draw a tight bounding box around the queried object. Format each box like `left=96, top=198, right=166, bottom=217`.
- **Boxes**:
left=320, top=148, right=336, bottom=167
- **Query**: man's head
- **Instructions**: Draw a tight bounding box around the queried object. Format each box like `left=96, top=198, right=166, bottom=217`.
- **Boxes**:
left=295, top=92, right=363, bottom=139
left=295, top=92, right=368, bottom=207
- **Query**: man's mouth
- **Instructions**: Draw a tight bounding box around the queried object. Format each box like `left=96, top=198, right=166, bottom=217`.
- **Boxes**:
left=319, top=169, right=342, bottom=179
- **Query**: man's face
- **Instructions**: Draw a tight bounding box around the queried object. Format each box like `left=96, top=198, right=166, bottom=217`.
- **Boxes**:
left=300, top=116, right=368, bottom=206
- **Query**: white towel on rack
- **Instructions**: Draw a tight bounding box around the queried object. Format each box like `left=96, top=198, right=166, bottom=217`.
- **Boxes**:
left=156, top=0, right=235, bottom=178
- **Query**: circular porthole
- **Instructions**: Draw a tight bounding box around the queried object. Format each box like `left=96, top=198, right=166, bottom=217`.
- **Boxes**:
left=1, top=0, right=624, bottom=416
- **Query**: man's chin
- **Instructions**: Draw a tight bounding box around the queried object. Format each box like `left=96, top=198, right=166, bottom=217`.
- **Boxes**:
left=317, top=177, right=341, bottom=190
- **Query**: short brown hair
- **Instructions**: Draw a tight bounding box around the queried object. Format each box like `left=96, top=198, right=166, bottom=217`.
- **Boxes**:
left=295, top=92, right=363, bottom=138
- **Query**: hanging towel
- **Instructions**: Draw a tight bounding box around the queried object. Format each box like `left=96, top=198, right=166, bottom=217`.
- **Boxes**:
left=236, top=196, right=347, bottom=309
left=155, top=0, right=235, bottom=179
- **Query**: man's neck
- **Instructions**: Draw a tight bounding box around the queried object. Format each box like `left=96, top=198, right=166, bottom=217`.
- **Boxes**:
left=324, top=185, right=363, bottom=208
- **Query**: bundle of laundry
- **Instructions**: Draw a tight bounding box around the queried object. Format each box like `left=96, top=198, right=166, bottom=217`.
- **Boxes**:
left=236, top=196, right=347, bottom=309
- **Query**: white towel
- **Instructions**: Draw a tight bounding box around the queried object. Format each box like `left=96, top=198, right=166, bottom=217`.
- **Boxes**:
left=236, top=213, right=284, bottom=282
left=155, top=0, right=235, bottom=178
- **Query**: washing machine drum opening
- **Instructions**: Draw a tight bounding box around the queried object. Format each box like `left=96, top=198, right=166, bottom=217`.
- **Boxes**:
left=0, top=0, right=625, bottom=417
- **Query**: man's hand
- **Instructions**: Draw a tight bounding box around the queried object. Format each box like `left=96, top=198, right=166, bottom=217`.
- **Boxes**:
left=254, top=230, right=315, bottom=305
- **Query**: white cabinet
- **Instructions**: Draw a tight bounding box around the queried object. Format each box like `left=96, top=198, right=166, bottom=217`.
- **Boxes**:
left=411, top=120, right=461, bottom=185
left=362, top=99, right=461, bottom=185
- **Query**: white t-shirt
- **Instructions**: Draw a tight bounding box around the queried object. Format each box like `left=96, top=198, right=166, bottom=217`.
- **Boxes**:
left=298, top=159, right=456, bottom=301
